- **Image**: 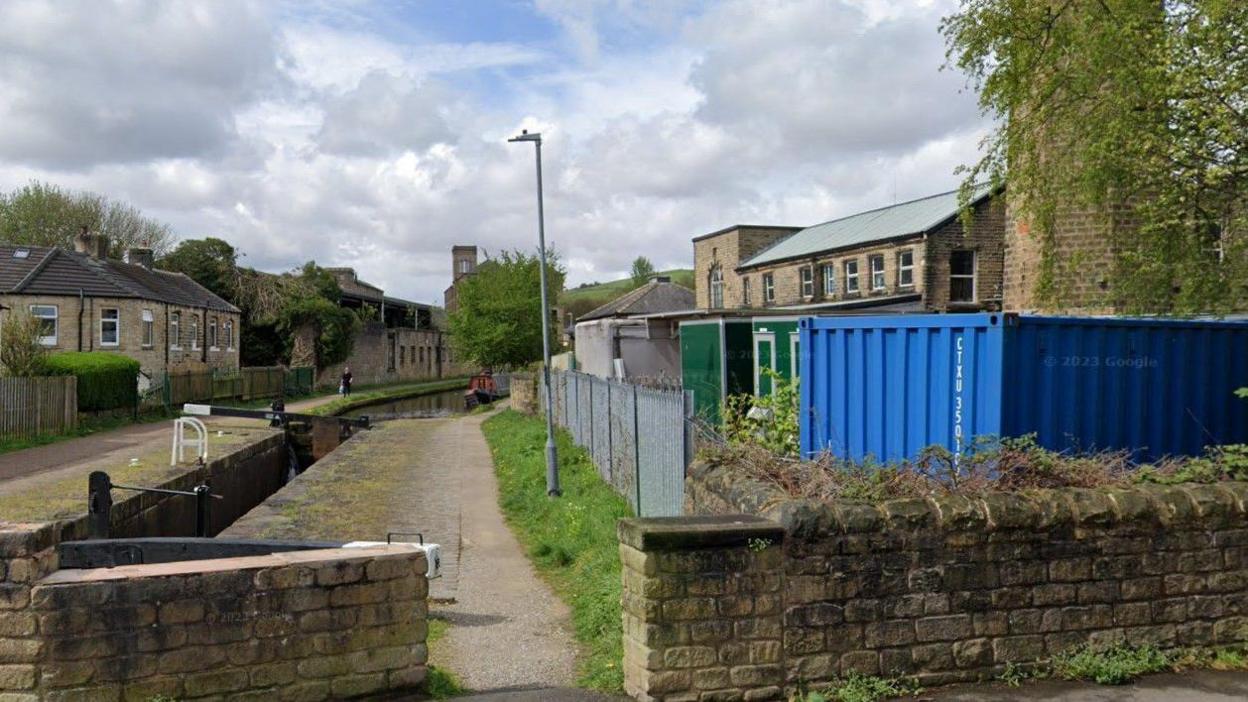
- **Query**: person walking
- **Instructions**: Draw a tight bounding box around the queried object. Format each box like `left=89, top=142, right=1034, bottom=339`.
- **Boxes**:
left=340, top=366, right=353, bottom=396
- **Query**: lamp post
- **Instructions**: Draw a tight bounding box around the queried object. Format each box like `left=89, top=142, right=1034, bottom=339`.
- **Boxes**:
left=508, top=129, right=561, bottom=497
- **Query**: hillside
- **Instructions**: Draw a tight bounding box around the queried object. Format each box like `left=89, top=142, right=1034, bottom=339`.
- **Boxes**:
left=560, top=268, right=694, bottom=320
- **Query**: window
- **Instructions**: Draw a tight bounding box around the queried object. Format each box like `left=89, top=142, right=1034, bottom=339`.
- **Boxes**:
left=800, top=266, right=814, bottom=298
left=950, top=250, right=977, bottom=302
left=869, top=255, right=886, bottom=291
left=742, top=277, right=751, bottom=306
left=845, top=259, right=860, bottom=294
left=29, top=305, right=57, bottom=346
left=459, top=259, right=470, bottom=274
left=763, top=273, right=775, bottom=303
left=898, top=250, right=915, bottom=288
left=822, top=264, right=836, bottom=297
left=190, top=315, right=199, bottom=350
left=99, top=308, right=119, bottom=347
left=419, top=347, right=425, bottom=364
left=225, top=320, right=234, bottom=350
left=709, top=267, right=724, bottom=308
left=400, top=346, right=406, bottom=366
left=170, top=312, right=181, bottom=349
left=142, top=309, right=154, bottom=347
left=208, top=317, right=218, bottom=349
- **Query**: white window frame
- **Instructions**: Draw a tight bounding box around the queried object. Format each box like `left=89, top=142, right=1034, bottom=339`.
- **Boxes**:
left=898, top=250, right=915, bottom=288
left=763, top=273, right=775, bottom=303
left=869, top=255, right=886, bottom=291
left=99, top=308, right=120, bottom=347
left=742, top=277, right=751, bottom=306
left=949, top=250, right=978, bottom=302
left=709, top=267, right=724, bottom=308
left=822, top=264, right=836, bottom=297
left=170, top=312, right=181, bottom=350
left=29, top=304, right=58, bottom=347
left=845, top=260, right=859, bottom=294
left=208, top=317, right=218, bottom=350
left=190, top=314, right=200, bottom=351
left=141, top=309, right=154, bottom=348
left=800, top=266, right=814, bottom=298
left=225, top=320, right=235, bottom=350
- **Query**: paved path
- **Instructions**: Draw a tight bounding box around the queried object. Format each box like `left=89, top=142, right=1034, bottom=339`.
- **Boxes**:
left=429, top=410, right=583, bottom=693
left=928, top=670, right=1248, bottom=700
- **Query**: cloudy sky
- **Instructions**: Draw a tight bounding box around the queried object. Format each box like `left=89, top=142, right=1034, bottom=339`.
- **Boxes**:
left=0, top=0, right=989, bottom=304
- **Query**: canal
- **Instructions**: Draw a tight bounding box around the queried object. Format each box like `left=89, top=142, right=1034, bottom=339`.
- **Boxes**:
left=340, top=387, right=469, bottom=420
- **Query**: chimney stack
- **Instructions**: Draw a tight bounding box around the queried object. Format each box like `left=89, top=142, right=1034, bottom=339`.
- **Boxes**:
left=126, top=247, right=154, bottom=270
left=73, top=226, right=92, bottom=254
left=91, top=234, right=110, bottom=260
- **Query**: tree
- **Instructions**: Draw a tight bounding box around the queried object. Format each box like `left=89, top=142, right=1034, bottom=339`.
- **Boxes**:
left=0, top=181, right=174, bottom=255
left=0, top=311, right=50, bottom=377
left=943, top=0, right=1248, bottom=313
left=158, top=238, right=239, bottom=301
left=630, top=256, right=656, bottom=286
left=447, top=249, right=566, bottom=368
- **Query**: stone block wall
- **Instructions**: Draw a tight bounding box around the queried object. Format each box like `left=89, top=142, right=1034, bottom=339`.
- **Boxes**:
left=316, top=322, right=460, bottom=390
left=510, top=372, right=538, bottom=415
left=620, top=460, right=1248, bottom=700
left=0, top=522, right=428, bottom=701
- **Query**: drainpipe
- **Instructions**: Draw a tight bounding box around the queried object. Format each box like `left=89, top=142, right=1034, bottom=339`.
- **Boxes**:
left=77, top=289, right=85, bottom=351
left=164, top=306, right=170, bottom=369
left=201, top=306, right=209, bottom=365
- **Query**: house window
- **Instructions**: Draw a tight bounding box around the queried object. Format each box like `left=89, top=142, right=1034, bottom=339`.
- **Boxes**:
left=459, top=259, right=470, bottom=274
left=800, top=266, right=814, bottom=298
left=208, top=317, right=218, bottom=349
left=822, top=264, right=836, bottom=297
left=225, top=320, right=234, bottom=350
left=419, top=347, right=425, bottom=364
left=869, top=255, right=886, bottom=291
left=142, top=309, right=154, bottom=347
left=950, top=250, right=977, bottom=302
left=99, top=308, right=119, bottom=347
left=845, top=260, right=860, bottom=294
left=709, top=266, right=724, bottom=308
left=763, top=273, right=775, bottom=303
left=742, top=277, right=751, bottom=306
left=190, top=315, right=200, bottom=350
left=29, top=305, right=57, bottom=346
left=170, top=312, right=181, bottom=349
left=400, top=346, right=406, bottom=366
left=898, top=250, right=915, bottom=288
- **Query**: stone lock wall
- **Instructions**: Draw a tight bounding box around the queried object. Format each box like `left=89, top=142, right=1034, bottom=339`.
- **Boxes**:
left=620, top=460, right=1248, bottom=701
left=0, top=521, right=429, bottom=701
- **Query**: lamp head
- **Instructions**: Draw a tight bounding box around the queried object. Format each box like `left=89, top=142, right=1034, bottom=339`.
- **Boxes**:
left=508, top=129, right=542, bottom=143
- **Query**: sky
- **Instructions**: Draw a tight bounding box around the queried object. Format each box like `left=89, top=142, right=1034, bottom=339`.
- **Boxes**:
left=0, top=0, right=990, bottom=305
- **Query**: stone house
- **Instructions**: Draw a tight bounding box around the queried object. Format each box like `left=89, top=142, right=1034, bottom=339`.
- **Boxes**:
left=0, top=235, right=240, bottom=384
left=693, top=185, right=1006, bottom=313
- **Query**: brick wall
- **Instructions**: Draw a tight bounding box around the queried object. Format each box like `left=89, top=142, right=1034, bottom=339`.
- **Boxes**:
left=0, top=524, right=428, bottom=701
left=693, top=227, right=800, bottom=309
left=619, top=459, right=1248, bottom=700
left=0, top=294, right=241, bottom=378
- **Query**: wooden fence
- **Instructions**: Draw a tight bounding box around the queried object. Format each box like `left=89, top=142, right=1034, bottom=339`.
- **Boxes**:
left=148, top=367, right=315, bottom=409
left=0, top=376, right=78, bottom=440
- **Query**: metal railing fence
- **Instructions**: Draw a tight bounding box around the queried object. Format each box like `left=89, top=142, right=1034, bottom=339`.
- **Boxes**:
left=542, top=370, right=691, bottom=517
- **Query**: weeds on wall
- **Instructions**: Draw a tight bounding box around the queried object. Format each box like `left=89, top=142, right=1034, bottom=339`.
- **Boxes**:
left=721, top=369, right=799, bottom=456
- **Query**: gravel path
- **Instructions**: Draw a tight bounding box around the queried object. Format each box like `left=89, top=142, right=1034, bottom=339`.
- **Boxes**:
left=429, top=411, right=582, bottom=693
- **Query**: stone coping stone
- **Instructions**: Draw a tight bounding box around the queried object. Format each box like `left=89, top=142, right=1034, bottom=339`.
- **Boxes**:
left=37, top=543, right=423, bottom=585
left=618, top=515, right=784, bottom=552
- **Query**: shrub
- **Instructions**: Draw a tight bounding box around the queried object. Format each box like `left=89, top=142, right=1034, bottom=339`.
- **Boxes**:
left=0, top=311, right=50, bottom=377
left=45, top=352, right=140, bottom=411
left=722, top=369, right=799, bottom=456
left=1052, top=643, right=1172, bottom=685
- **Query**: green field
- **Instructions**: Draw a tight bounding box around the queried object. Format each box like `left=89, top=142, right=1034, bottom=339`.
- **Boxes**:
left=560, top=268, right=693, bottom=319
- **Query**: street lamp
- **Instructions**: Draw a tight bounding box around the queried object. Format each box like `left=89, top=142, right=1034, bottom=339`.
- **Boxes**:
left=508, top=129, right=561, bottom=497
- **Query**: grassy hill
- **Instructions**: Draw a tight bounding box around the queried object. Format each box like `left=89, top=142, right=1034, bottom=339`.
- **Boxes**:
left=560, top=268, right=693, bottom=319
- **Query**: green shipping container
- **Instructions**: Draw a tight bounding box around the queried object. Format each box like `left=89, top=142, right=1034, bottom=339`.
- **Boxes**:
left=751, top=317, right=800, bottom=396
left=679, top=318, right=755, bottom=424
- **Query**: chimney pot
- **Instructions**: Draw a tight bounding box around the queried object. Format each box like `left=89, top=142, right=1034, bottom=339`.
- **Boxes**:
left=126, top=247, right=154, bottom=270
left=90, top=234, right=109, bottom=260
left=73, top=228, right=92, bottom=254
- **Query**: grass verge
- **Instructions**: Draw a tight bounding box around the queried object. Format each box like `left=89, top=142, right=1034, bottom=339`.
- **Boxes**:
left=306, top=377, right=470, bottom=416
left=0, top=408, right=172, bottom=457
left=424, top=616, right=464, bottom=699
left=481, top=409, right=633, bottom=692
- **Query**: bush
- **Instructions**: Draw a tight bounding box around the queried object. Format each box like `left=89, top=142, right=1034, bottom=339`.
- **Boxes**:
left=0, top=311, right=50, bottom=377
left=45, top=352, right=140, bottom=411
left=721, top=369, right=799, bottom=456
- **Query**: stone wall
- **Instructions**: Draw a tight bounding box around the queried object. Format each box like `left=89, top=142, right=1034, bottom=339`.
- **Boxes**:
left=510, top=372, right=538, bottom=415
left=692, top=226, right=801, bottom=309
left=315, top=322, right=460, bottom=390
left=620, top=459, right=1248, bottom=701
left=0, top=522, right=428, bottom=701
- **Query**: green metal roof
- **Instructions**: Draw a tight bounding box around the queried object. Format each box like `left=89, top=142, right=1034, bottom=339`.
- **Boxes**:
left=740, top=184, right=994, bottom=269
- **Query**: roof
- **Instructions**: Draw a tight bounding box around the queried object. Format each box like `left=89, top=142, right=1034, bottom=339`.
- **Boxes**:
left=325, top=267, right=385, bottom=303
left=740, top=184, right=996, bottom=269
left=577, top=280, right=696, bottom=322
left=0, top=245, right=239, bottom=313
left=691, top=224, right=803, bottom=244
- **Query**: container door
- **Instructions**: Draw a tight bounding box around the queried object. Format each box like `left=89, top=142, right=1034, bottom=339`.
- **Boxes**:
left=753, top=333, right=776, bottom=396
left=680, top=322, right=724, bottom=423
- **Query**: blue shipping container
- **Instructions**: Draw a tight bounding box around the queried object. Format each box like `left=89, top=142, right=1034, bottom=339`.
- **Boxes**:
left=799, top=314, right=1248, bottom=463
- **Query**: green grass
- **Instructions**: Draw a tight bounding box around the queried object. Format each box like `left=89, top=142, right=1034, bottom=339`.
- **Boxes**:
left=480, top=410, right=634, bottom=692
left=0, top=408, right=172, bottom=457
left=798, top=674, right=922, bottom=702
left=305, top=377, right=470, bottom=416
left=424, top=616, right=464, bottom=698
left=1052, top=643, right=1173, bottom=685
left=560, top=268, right=693, bottom=303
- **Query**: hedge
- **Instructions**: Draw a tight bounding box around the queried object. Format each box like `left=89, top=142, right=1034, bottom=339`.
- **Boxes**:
left=45, top=352, right=140, bottom=412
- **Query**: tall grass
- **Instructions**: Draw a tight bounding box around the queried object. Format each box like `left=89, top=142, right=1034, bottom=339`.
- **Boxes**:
left=481, top=410, right=633, bottom=692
